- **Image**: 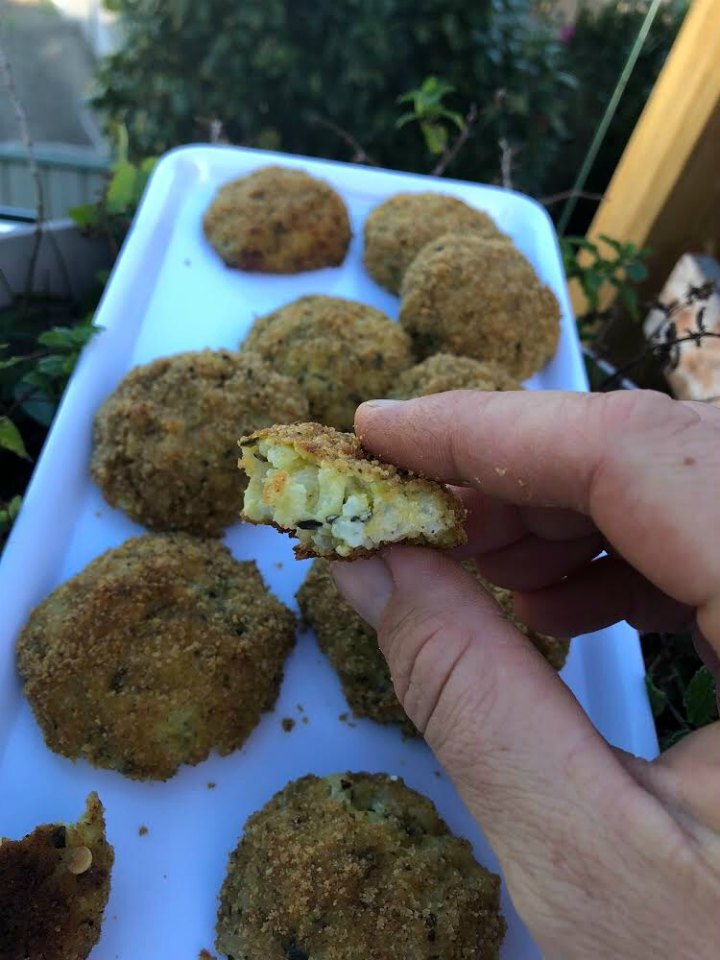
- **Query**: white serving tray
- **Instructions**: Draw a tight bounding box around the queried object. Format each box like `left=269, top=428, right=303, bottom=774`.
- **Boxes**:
left=0, top=146, right=658, bottom=959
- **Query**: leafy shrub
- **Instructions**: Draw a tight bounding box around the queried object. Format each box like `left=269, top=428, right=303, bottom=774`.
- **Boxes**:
left=93, top=0, right=574, bottom=194
left=546, top=0, right=687, bottom=229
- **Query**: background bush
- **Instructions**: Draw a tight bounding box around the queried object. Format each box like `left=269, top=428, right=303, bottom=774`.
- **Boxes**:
left=93, top=0, right=574, bottom=196
left=93, top=0, right=686, bottom=217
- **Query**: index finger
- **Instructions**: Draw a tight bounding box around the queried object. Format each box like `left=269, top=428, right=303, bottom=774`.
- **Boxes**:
left=355, top=390, right=720, bottom=621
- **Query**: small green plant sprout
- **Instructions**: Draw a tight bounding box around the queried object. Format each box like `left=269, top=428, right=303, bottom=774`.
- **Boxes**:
left=396, top=77, right=466, bottom=156
left=70, top=124, right=158, bottom=255
left=561, top=233, right=650, bottom=341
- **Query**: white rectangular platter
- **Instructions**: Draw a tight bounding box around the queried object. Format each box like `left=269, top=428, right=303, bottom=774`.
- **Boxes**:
left=0, top=145, right=658, bottom=960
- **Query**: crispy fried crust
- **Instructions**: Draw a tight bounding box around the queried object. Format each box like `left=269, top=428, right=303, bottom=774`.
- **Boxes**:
left=391, top=352, right=522, bottom=399
left=216, top=772, right=505, bottom=960
left=16, top=534, right=296, bottom=780
left=0, top=792, right=113, bottom=960
left=400, top=234, right=561, bottom=378
left=203, top=166, right=351, bottom=272
left=90, top=349, right=309, bottom=537
left=241, top=295, right=414, bottom=430
left=363, top=192, right=506, bottom=294
left=239, top=422, right=467, bottom=559
left=297, top=560, right=415, bottom=733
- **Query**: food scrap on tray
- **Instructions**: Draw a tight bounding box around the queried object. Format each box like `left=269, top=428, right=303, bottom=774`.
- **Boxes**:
left=0, top=793, right=113, bottom=960
left=238, top=422, right=466, bottom=559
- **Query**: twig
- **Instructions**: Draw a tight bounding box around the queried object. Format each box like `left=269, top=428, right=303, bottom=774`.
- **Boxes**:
left=539, top=189, right=604, bottom=208
left=0, top=35, right=45, bottom=299
left=601, top=330, right=720, bottom=391
left=307, top=113, right=380, bottom=167
left=498, top=137, right=517, bottom=190
left=195, top=115, right=229, bottom=145
left=431, top=104, right=478, bottom=177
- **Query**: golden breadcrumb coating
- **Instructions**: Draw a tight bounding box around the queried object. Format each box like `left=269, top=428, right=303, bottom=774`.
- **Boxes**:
left=239, top=422, right=466, bottom=559
left=91, top=349, right=309, bottom=537
left=216, top=772, right=505, bottom=960
left=297, top=560, right=415, bottom=734
left=400, top=233, right=561, bottom=378
left=363, top=192, right=506, bottom=294
left=241, top=295, right=413, bottom=430
left=391, top=352, right=521, bottom=399
left=16, top=534, right=296, bottom=780
left=203, top=166, right=351, bottom=272
left=0, top=792, right=113, bottom=960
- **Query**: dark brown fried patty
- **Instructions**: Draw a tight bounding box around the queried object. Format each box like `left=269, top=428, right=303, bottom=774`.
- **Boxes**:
left=90, top=349, right=309, bottom=537
left=400, top=234, right=561, bottom=379
left=16, top=534, right=296, bottom=780
left=297, top=560, right=415, bottom=733
left=0, top=792, right=113, bottom=960
left=241, top=295, right=413, bottom=430
left=363, top=192, right=505, bottom=294
left=216, top=772, right=505, bottom=960
left=203, top=166, right=351, bottom=272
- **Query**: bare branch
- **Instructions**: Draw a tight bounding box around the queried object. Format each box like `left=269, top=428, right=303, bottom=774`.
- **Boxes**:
left=195, top=115, right=230, bottom=145
left=498, top=137, right=517, bottom=190
left=0, top=34, right=44, bottom=297
left=307, top=113, right=380, bottom=167
left=539, top=189, right=604, bottom=208
left=431, top=103, right=478, bottom=177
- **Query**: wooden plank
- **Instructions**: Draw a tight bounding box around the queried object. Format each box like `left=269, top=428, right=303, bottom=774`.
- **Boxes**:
left=571, top=0, right=720, bottom=316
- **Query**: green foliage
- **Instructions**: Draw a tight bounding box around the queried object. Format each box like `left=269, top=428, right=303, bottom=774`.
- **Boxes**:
left=71, top=130, right=157, bottom=253
left=92, top=0, right=574, bottom=194
left=396, top=77, right=465, bottom=156
left=0, top=416, right=28, bottom=459
left=643, top=632, right=719, bottom=751
left=561, top=233, right=650, bottom=344
left=546, top=0, right=687, bottom=229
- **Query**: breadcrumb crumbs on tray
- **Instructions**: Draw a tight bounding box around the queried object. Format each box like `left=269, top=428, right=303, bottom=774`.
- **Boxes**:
left=281, top=717, right=296, bottom=733
left=207, top=782, right=217, bottom=790
left=138, top=826, right=148, bottom=837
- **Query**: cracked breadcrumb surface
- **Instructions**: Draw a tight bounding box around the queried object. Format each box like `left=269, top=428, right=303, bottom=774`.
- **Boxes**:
left=16, top=534, right=296, bottom=781
left=0, top=792, right=113, bottom=960
left=297, top=560, right=415, bottom=734
left=391, top=353, right=522, bottom=399
left=90, top=349, right=309, bottom=537
left=239, top=422, right=466, bottom=559
left=400, top=234, right=561, bottom=378
left=296, top=560, right=568, bottom=733
left=216, top=772, right=505, bottom=960
left=241, top=295, right=413, bottom=430
left=203, top=166, right=351, bottom=272
left=363, top=192, right=506, bottom=295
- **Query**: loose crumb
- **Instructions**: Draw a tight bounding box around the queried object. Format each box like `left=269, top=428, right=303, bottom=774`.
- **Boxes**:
left=273, top=561, right=284, bottom=570
left=281, top=717, right=296, bottom=733
left=207, top=782, right=217, bottom=790
left=338, top=712, right=349, bottom=722
left=296, top=704, right=305, bottom=713
left=301, top=715, right=309, bottom=726
left=434, top=770, right=443, bottom=778
left=138, top=825, right=148, bottom=837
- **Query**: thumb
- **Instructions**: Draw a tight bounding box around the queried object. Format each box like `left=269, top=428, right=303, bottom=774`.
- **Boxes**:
left=332, top=547, right=645, bottom=906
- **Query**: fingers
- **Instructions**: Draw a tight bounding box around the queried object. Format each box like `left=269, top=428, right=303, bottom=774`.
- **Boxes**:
left=515, top=555, right=694, bottom=637
left=357, top=391, right=720, bottom=643
left=472, top=531, right=604, bottom=591
left=331, top=547, right=648, bottom=941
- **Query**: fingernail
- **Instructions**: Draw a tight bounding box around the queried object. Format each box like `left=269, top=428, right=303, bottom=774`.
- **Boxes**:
left=331, top=556, right=393, bottom=629
left=360, top=399, right=403, bottom=410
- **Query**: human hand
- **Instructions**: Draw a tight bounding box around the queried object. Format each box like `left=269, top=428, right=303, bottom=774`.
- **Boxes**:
left=332, top=390, right=720, bottom=960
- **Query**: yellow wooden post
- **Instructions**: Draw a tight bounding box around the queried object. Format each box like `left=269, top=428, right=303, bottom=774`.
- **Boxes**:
left=570, top=0, right=720, bottom=316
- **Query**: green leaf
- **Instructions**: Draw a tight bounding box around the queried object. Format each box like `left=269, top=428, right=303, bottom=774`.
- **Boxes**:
left=68, top=203, right=98, bottom=229
left=661, top=727, right=691, bottom=751
left=0, top=355, right=24, bottom=370
left=684, top=667, right=717, bottom=728
left=421, top=122, right=448, bottom=155
left=6, top=495, right=21, bottom=521
left=105, top=162, right=140, bottom=214
left=645, top=676, right=667, bottom=718
left=625, top=262, right=648, bottom=282
left=0, top=416, right=29, bottom=459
